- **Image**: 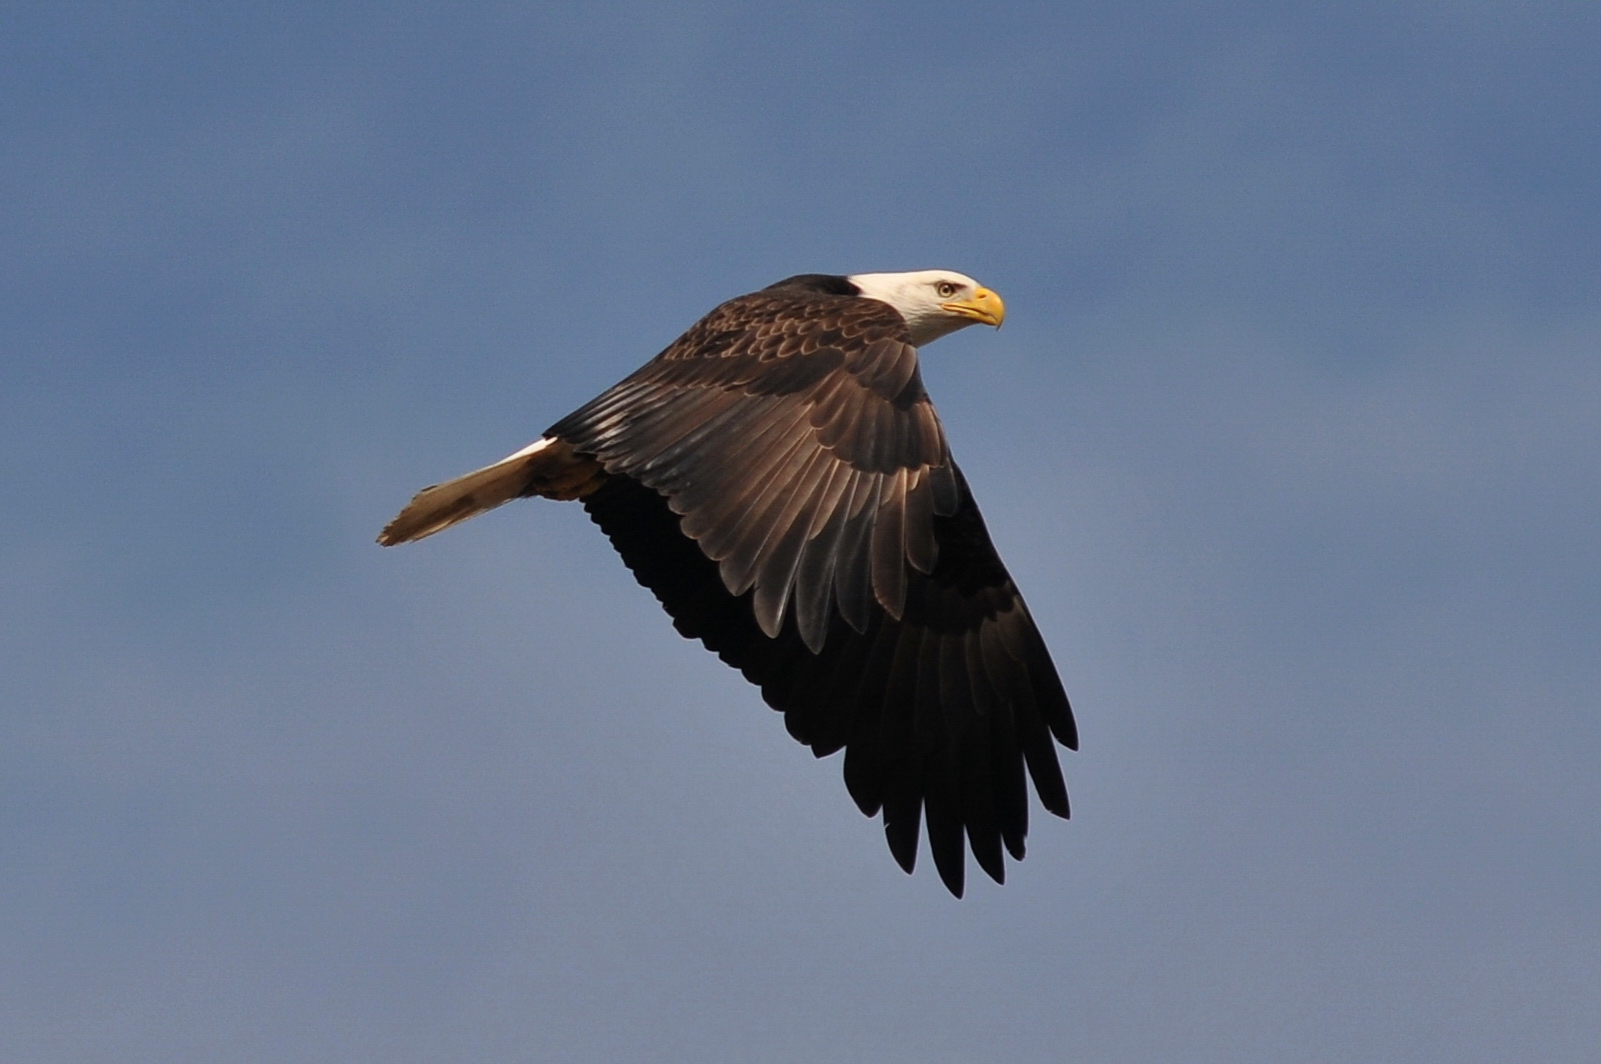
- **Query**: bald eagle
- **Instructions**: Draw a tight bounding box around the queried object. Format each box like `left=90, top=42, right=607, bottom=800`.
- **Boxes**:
left=379, top=271, right=1076, bottom=897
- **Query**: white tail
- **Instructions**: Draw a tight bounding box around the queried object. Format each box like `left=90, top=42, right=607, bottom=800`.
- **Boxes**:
left=377, top=437, right=603, bottom=546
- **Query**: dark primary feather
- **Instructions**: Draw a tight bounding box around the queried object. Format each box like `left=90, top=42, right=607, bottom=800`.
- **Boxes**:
left=581, top=470, right=1074, bottom=897
left=546, top=284, right=1075, bottom=896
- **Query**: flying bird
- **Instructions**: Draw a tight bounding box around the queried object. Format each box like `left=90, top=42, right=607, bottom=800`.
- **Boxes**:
left=379, top=270, right=1076, bottom=896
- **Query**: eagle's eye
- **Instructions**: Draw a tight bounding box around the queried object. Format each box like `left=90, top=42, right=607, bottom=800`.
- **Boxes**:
left=935, top=281, right=961, bottom=299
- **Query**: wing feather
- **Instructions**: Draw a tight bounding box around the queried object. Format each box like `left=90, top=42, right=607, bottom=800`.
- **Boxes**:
left=832, top=475, right=878, bottom=633
left=678, top=401, right=811, bottom=544
left=870, top=469, right=908, bottom=618
left=547, top=285, right=1074, bottom=896
left=751, top=449, right=839, bottom=637
left=903, top=471, right=937, bottom=575
left=715, top=422, right=822, bottom=590
left=792, top=496, right=848, bottom=651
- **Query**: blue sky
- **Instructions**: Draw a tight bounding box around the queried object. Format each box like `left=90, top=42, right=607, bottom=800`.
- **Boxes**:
left=3, top=4, right=1598, bottom=1061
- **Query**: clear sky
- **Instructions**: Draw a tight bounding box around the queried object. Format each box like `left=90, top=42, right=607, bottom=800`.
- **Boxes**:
left=3, top=3, right=1598, bottom=1061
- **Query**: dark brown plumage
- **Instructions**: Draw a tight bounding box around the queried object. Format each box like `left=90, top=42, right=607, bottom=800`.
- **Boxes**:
left=381, top=273, right=1075, bottom=896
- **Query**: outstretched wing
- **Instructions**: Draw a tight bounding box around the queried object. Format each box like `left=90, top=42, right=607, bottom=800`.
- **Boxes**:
left=549, top=287, right=1076, bottom=896
left=550, top=289, right=954, bottom=653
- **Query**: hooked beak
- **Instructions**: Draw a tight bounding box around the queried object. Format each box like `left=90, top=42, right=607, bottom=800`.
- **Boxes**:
left=940, top=285, right=1006, bottom=328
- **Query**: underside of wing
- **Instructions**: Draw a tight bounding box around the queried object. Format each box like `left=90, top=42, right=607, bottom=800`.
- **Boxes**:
left=581, top=469, right=1076, bottom=898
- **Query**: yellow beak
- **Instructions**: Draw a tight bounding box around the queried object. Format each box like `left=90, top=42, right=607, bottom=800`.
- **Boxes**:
left=940, top=285, right=1006, bottom=328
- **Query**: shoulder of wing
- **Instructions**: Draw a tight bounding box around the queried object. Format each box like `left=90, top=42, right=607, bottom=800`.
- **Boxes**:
left=655, top=290, right=913, bottom=366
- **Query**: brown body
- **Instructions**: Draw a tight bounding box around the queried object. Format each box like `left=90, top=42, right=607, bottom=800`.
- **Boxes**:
left=379, top=274, right=1075, bottom=897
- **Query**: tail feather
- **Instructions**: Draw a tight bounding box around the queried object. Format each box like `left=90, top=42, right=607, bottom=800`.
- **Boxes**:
left=377, top=437, right=604, bottom=546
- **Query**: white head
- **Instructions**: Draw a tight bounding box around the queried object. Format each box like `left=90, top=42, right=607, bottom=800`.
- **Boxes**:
left=847, top=270, right=1007, bottom=346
